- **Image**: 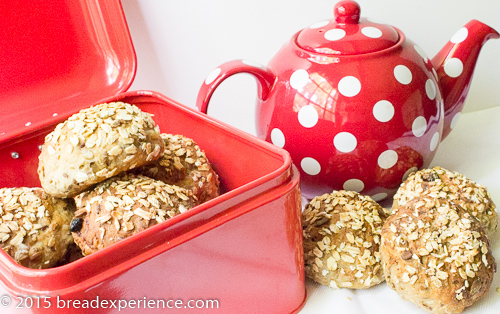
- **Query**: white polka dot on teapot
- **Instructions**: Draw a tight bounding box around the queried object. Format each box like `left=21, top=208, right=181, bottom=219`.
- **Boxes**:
left=205, top=68, right=221, bottom=85
left=394, top=65, right=412, bottom=85
left=298, top=106, right=319, bottom=128
left=270, top=128, right=285, bottom=148
left=430, top=132, right=440, bottom=151
left=324, top=29, right=346, bottom=41
left=301, top=157, right=321, bottom=175
left=378, top=150, right=398, bottom=169
left=361, top=26, right=383, bottom=38
left=333, top=132, right=357, bottom=153
left=450, top=27, right=469, bottom=44
left=289, top=69, right=309, bottom=89
left=373, top=100, right=394, bottom=122
left=425, top=79, right=437, bottom=100
left=343, top=179, right=364, bottom=192
left=338, top=76, right=362, bottom=97
left=412, top=116, right=427, bottom=137
left=444, top=58, right=464, bottom=78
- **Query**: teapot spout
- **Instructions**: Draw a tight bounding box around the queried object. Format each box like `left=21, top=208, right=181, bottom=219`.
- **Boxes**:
left=432, top=20, right=499, bottom=139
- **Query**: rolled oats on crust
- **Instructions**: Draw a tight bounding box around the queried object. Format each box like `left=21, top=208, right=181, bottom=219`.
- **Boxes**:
left=71, top=173, right=198, bottom=256
left=393, top=166, right=498, bottom=236
left=382, top=196, right=496, bottom=314
left=133, top=134, right=220, bottom=203
left=302, top=190, right=389, bottom=289
left=0, top=187, right=75, bottom=269
left=38, top=102, right=164, bottom=198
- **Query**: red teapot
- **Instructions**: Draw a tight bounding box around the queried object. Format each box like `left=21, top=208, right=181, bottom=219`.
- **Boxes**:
left=197, top=0, right=499, bottom=201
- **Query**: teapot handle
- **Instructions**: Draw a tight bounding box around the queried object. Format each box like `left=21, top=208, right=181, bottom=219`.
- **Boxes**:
left=196, top=59, right=275, bottom=114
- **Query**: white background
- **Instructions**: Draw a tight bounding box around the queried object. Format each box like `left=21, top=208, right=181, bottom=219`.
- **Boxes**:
left=122, top=0, right=500, bottom=137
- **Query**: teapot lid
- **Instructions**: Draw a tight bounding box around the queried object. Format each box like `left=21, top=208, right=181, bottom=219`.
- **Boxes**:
left=296, top=1, right=399, bottom=55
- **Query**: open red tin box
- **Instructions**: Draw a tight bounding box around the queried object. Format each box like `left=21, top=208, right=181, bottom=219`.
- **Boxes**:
left=0, top=1, right=305, bottom=313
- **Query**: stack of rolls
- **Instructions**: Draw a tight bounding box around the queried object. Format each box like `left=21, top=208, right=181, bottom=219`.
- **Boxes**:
left=0, top=102, right=220, bottom=268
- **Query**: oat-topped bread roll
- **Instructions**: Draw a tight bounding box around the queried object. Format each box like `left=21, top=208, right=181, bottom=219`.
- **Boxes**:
left=302, top=190, right=389, bottom=289
left=393, top=166, right=498, bottom=236
left=71, top=173, right=198, bottom=256
left=0, top=187, right=75, bottom=269
left=38, top=102, right=164, bottom=198
left=382, top=196, right=495, bottom=314
left=133, top=134, right=220, bottom=203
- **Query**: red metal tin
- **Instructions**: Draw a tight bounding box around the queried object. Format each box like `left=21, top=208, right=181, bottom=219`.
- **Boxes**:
left=0, top=0, right=136, bottom=142
left=0, top=92, right=305, bottom=313
left=0, top=1, right=305, bottom=313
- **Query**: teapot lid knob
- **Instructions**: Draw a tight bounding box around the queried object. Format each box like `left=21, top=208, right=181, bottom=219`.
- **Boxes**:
left=296, top=0, right=399, bottom=55
left=334, top=0, right=360, bottom=24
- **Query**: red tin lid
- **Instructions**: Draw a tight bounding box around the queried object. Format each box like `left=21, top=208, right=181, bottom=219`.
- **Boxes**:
left=0, top=0, right=136, bottom=141
left=296, top=1, right=399, bottom=55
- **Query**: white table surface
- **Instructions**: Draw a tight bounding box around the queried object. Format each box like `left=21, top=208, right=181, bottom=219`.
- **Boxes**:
left=299, top=106, right=500, bottom=313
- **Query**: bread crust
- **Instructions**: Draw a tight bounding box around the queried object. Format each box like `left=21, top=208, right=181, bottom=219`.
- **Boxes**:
left=382, top=196, right=496, bottom=314
left=38, top=102, right=164, bottom=198
left=393, top=166, right=498, bottom=236
left=133, top=134, right=219, bottom=203
left=71, top=174, right=198, bottom=256
left=0, top=187, right=75, bottom=269
left=303, top=190, right=389, bottom=289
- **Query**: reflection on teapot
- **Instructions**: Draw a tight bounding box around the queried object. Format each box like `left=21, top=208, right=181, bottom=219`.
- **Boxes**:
left=197, top=0, right=499, bottom=200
